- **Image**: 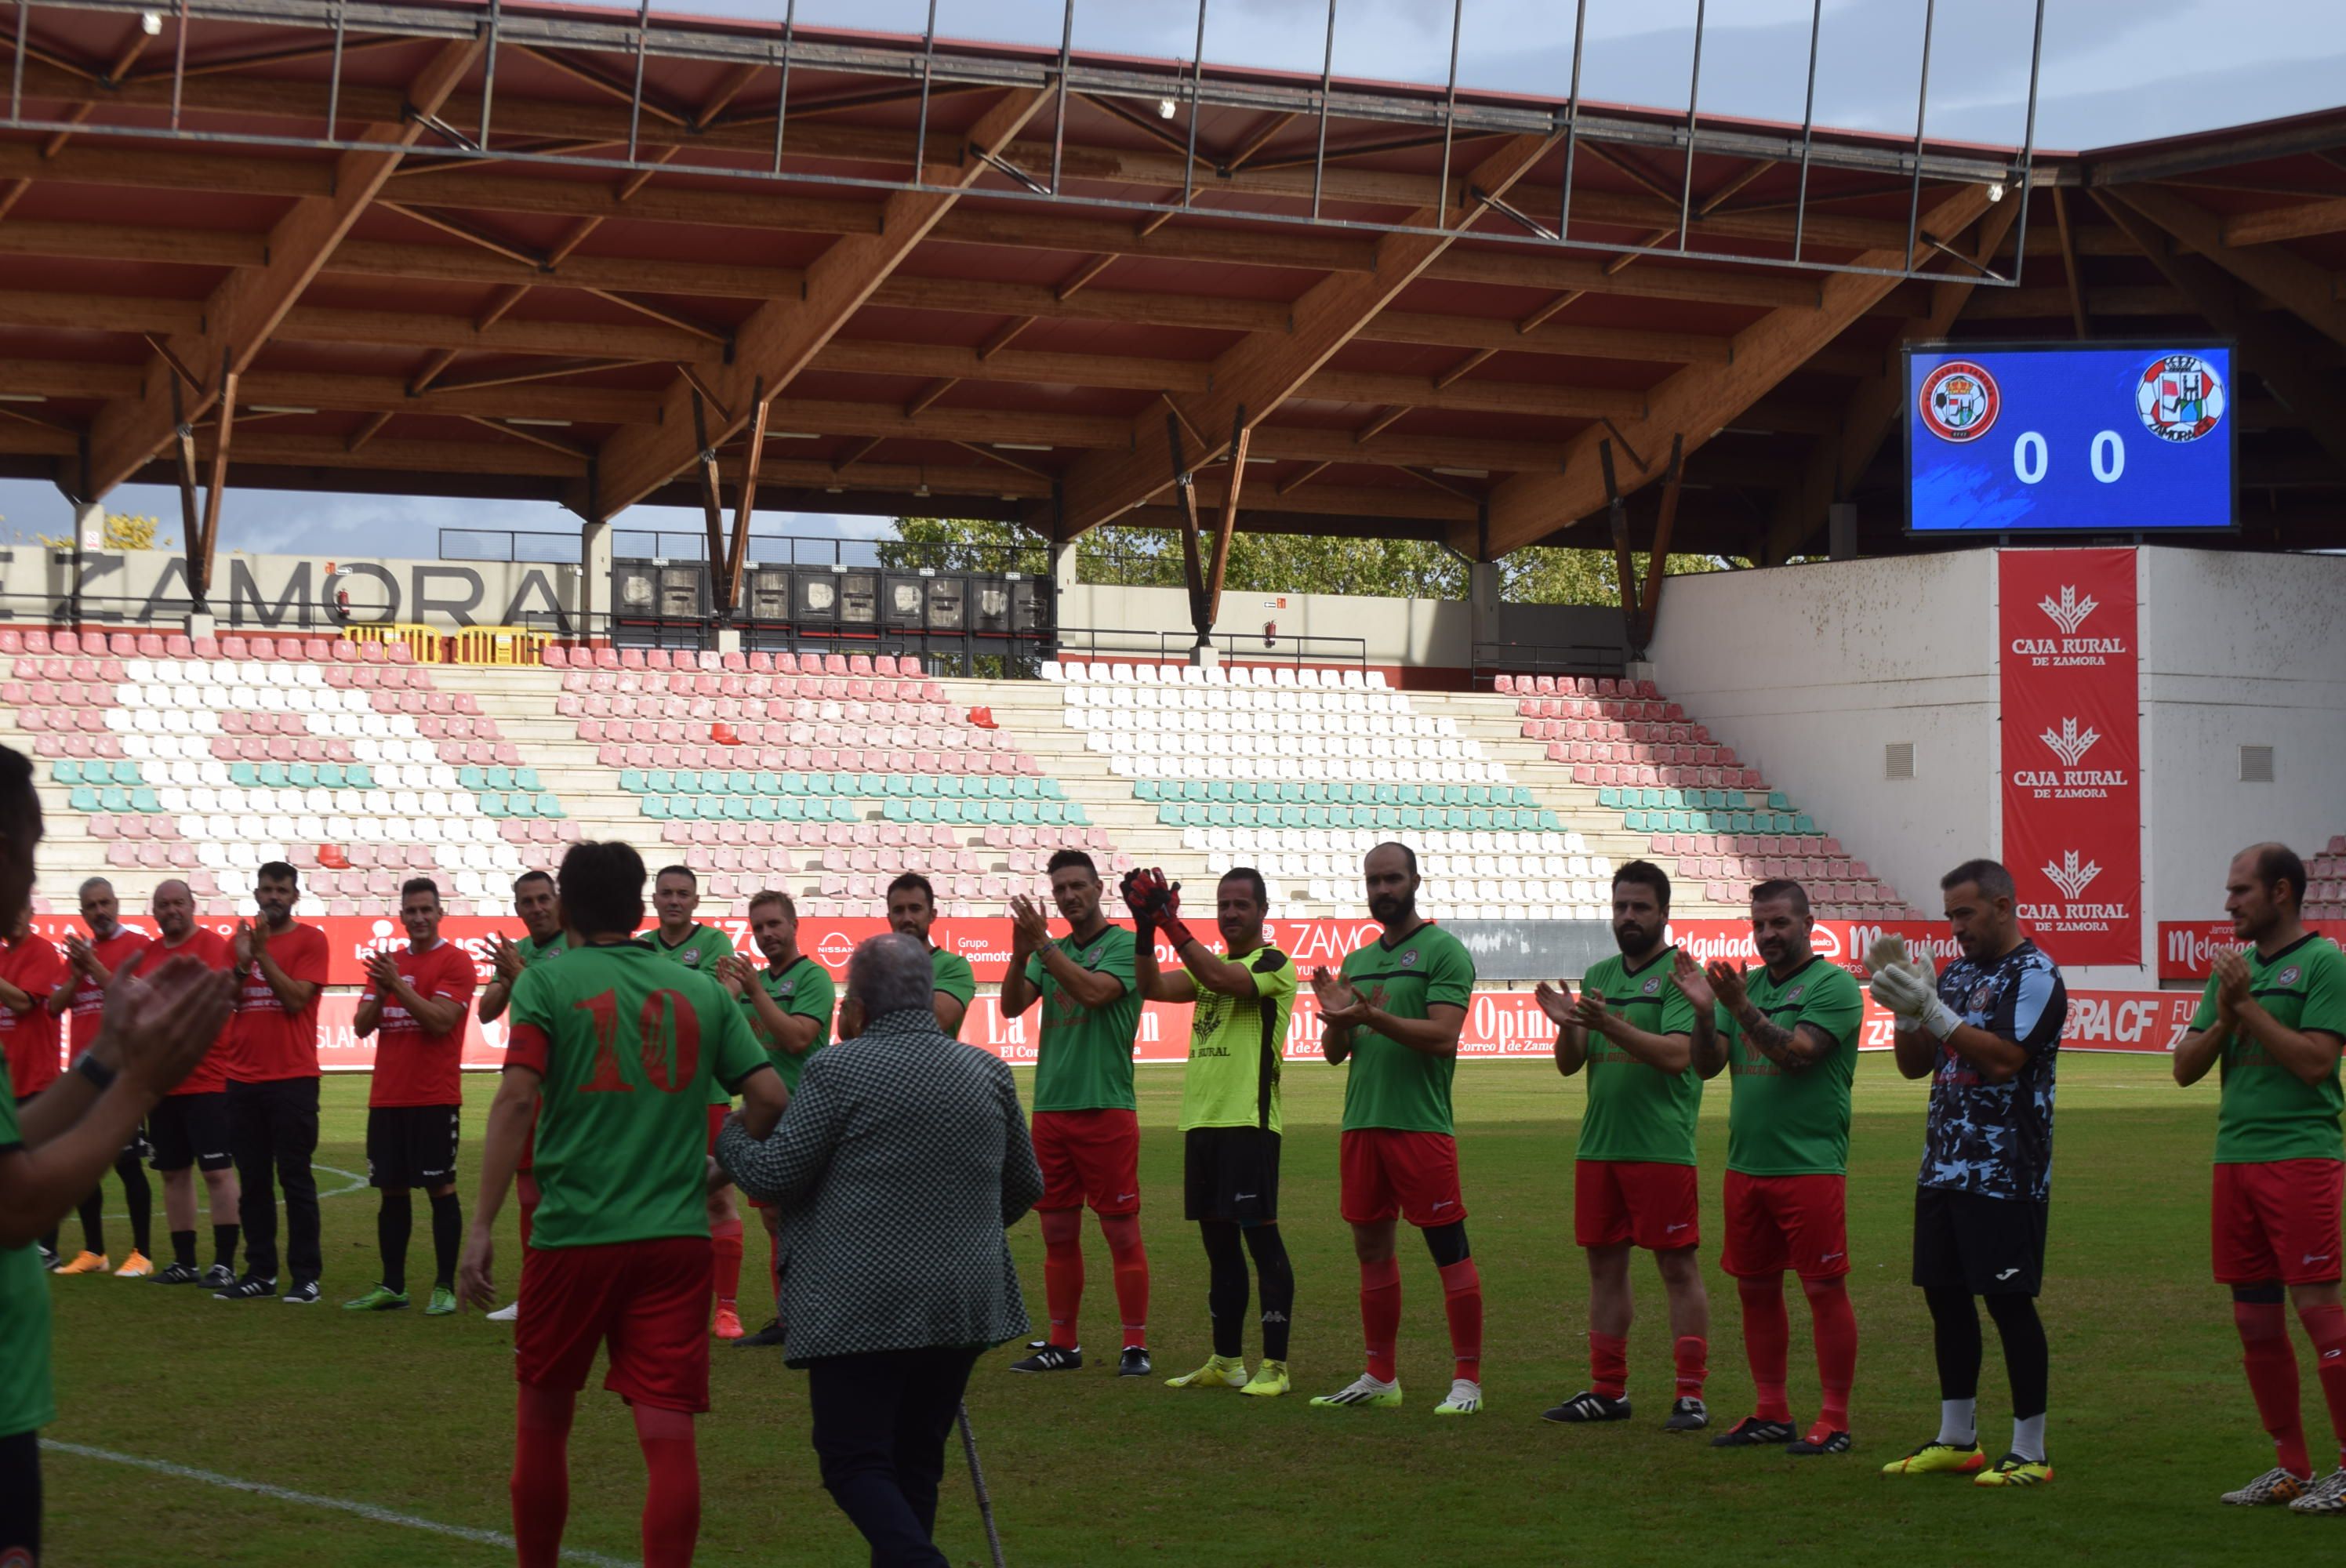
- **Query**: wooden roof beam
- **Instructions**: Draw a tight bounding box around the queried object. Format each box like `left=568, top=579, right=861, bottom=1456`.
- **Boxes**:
left=1473, top=183, right=1996, bottom=560
left=81, top=37, right=484, bottom=498
left=590, top=86, right=1051, bottom=517
left=2104, top=185, right=2346, bottom=348
left=1048, top=131, right=1563, bottom=537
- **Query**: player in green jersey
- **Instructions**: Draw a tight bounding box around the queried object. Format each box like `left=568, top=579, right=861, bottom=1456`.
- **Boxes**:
left=1128, top=866, right=1301, bottom=1397
left=887, top=873, right=976, bottom=1038
left=1309, top=841, right=1485, bottom=1416
left=478, top=869, right=567, bottom=1324
left=459, top=838, right=783, bottom=1568
left=0, top=745, right=237, bottom=1565
left=2174, top=843, right=2346, bottom=1512
left=717, top=889, right=835, bottom=1349
left=1673, top=879, right=1865, bottom=1455
left=1000, top=848, right=1150, bottom=1376
left=1537, top=859, right=1719, bottom=1432
left=649, top=864, right=749, bottom=1341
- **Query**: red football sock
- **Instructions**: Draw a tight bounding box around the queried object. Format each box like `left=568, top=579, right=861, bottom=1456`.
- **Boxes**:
left=2297, top=1301, right=2346, bottom=1465
left=1438, top=1258, right=1484, bottom=1383
left=709, top=1218, right=743, bottom=1312
left=1101, top=1212, right=1150, bottom=1350
left=516, top=1172, right=539, bottom=1252
left=1807, top=1278, right=1858, bottom=1431
left=1589, top=1330, right=1629, bottom=1400
left=633, top=1403, right=700, bottom=1568
left=1040, top=1209, right=1084, bottom=1349
left=1361, top=1257, right=1403, bottom=1383
left=1673, top=1334, right=1709, bottom=1398
left=2239, top=1301, right=2310, bottom=1478
left=1737, top=1276, right=1792, bottom=1423
left=512, top=1384, right=576, bottom=1568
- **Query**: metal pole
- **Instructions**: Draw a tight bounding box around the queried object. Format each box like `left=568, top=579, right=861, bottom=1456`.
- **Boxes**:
left=1435, top=0, right=1462, bottom=230
left=9, top=0, right=27, bottom=122
left=910, top=0, right=939, bottom=190
left=771, top=0, right=794, bottom=174
left=168, top=0, right=188, bottom=131
left=1789, top=0, right=1821, bottom=263
left=477, top=0, right=502, bottom=148
left=2006, top=0, right=2049, bottom=288
left=625, top=0, right=650, bottom=162
left=1903, top=0, right=1937, bottom=270
left=325, top=0, right=346, bottom=143
left=1309, top=0, right=1336, bottom=219
left=1048, top=0, right=1072, bottom=193
left=1557, top=0, right=1589, bottom=241
left=1181, top=0, right=1207, bottom=209
left=1676, top=0, right=1705, bottom=252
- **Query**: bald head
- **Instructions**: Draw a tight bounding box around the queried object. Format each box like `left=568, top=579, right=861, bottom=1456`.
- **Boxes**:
left=847, top=932, right=935, bottom=1022
left=151, top=880, right=195, bottom=943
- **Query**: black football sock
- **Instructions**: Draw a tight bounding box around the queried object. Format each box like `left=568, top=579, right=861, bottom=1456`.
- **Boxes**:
left=118, top=1153, right=152, bottom=1258
left=378, top=1192, right=413, bottom=1294
left=171, top=1229, right=198, bottom=1270
left=1200, top=1222, right=1247, bottom=1360
left=212, top=1223, right=240, bottom=1270
left=1244, top=1224, right=1295, bottom=1363
left=429, top=1192, right=463, bottom=1292
left=76, top=1189, right=104, bottom=1257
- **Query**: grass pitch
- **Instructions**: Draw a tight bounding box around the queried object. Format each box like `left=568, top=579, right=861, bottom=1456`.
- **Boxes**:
left=36, top=1053, right=2315, bottom=1565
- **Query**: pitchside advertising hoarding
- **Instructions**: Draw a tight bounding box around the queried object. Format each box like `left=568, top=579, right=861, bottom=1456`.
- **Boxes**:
left=29, top=910, right=2193, bottom=1070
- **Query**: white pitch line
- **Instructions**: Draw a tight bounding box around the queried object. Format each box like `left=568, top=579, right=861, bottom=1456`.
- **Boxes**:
left=96, top=1163, right=372, bottom=1222
left=42, top=1440, right=633, bottom=1567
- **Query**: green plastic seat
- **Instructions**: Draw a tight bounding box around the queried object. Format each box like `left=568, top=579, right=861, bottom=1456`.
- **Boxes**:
left=641, top=795, right=670, bottom=820
left=129, top=786, right=160, bottom=813
left=619, top=769, right=645, bottom=793
left=752, top=797, right=780, bottom=821
left=1041, top=779, right=1065, bottom=801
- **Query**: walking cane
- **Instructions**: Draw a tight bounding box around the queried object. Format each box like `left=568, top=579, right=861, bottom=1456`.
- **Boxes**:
left=957, top=1402, right=1007, bottom=1568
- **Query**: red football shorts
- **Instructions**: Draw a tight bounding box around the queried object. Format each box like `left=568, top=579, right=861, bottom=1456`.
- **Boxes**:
left=1720, top=1171, right=1850, bottom=1279
left=1032, top=1109, right=1142, bottom=1214
left=1339, top=1129, right=1468, bottom=1228
left=1575, top=1159, right=1700, bottom=1251
left=2213, top=1158, right=2345, bottom=1286
left=516, top=1236, right=715, bottom=1413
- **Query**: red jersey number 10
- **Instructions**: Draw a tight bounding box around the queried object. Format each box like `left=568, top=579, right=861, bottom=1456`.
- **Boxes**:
left=573, top=988, right=703, bottom=1094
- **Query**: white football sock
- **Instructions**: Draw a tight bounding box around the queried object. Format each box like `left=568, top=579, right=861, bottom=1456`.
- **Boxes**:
left=1937, top=1398, right=1977, bottom=1447
left=2011, top=1413, right=2046, bottom=1463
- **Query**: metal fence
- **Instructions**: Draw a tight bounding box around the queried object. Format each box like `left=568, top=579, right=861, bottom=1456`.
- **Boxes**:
left=0, top=0, right=2044, bottom=287
left=1051, top=625, right=1367, bottom=670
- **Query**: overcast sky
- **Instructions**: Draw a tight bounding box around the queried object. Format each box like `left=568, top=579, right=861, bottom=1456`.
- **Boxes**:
left=3, top=0, right=2337, bottom=561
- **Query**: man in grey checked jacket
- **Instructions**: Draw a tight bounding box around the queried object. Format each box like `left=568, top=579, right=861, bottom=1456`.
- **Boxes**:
left=718, top=931, right=1042, bottom=1567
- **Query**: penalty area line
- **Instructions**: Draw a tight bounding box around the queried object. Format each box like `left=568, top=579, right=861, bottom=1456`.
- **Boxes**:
left=42, top=1440, right=632, bottom=1567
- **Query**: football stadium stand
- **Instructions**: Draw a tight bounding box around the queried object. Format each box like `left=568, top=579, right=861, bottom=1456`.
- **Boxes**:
left=5, top=626, right=1916, bottom=928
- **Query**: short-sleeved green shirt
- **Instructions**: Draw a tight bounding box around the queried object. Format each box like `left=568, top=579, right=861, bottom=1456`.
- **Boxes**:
left=515, top=931, right=567, bottom=966
left=654, top=924, right=738, bottom=1106
left=1025, top=924, right=1141, bottom=1112
left=2193, top=935, right=2346, bottom=1164
left=0, top=1063, right=54, bottom=1439
left=932, top=947, right=977, bottom=1037
left=1337, top=922, right=1475, bottom=1134
left=1576, top=948, right=1703, bottom=1166
left=743, top=953, right=834, bottom=1091
left=1178, top=946, right=1298, bottom=1134
left=506, top=940, right=770, bottom=1249
left=1720, top=956, right=1865, bottom=1176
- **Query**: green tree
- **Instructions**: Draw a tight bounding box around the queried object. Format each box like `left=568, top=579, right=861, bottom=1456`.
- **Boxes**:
left=34, top=513, right=175, bottom=551
left=878, top=517, right=1722, bottom=604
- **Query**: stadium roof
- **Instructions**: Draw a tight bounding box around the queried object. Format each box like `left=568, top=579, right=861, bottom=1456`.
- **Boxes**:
left=0, top=0, right=2342, bottom=575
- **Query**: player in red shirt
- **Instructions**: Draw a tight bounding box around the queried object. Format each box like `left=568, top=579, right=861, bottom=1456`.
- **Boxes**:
left=48, top=877, right=155, bottom=1276
left=141, top=880, right=242, bottom=1287
left=347, top=877, right=479, bottom=1316
left=216, top=861, right=333, bottom=1304
left=459, top=840, right=785, bottom=1568
left=0, top=909, right=65, bottom=1267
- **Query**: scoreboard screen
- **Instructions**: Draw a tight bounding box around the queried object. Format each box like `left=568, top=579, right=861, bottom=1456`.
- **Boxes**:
left=1903, top=341, right=2236, bottom=534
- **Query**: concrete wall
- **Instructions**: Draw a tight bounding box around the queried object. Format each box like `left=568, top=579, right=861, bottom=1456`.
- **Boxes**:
left=1059, top=580, right=1627, bottom=682
left=2141, top=547, right=2346, bottom=933
left=1651, top=545, right=2346, bottom=987
left=1647, top=550, right=2002, bottom=936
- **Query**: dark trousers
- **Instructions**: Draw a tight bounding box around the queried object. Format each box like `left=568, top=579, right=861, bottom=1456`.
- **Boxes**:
left=227, top=1077, right=321, bottom=1284
left=0, top=1428, right=38, bottom=1563
left=807, top=1346, right=982, bottom=1568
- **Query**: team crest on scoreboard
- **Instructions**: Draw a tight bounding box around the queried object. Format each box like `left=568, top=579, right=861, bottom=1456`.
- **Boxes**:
left=1918, top=361, right=1999, bottom=443
left=2136, top=353, right=2225, bottom=443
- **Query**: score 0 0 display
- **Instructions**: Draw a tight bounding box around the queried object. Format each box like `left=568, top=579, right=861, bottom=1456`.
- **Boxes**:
left=1904, top=341, right=2236, bottom=533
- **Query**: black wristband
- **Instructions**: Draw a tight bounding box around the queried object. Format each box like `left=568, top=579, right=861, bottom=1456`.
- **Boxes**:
left=75, top=1054, right=118, bottom=1091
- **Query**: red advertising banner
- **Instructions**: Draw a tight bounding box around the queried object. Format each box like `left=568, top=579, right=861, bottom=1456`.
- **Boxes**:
left=1999, top=548, right=2141, bottom=964
left=2155, top=920, right=2344, bottom=981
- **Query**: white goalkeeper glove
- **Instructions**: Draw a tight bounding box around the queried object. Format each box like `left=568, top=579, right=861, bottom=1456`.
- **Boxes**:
left=1869, top=960, right=1958, bottom=1040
